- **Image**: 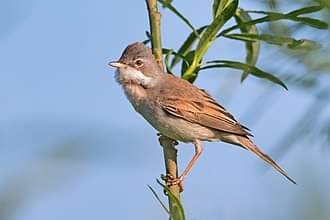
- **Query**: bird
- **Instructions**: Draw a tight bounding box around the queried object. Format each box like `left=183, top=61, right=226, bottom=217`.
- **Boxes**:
left=109, top=42, right=296, bottom=189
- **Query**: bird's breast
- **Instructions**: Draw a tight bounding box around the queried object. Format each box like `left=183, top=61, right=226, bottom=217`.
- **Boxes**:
left=122, top=83, right=149, bottom=112
left=121, top=84, right=219, bottom=142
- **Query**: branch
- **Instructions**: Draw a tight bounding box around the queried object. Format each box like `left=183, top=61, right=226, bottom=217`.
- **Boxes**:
left=159, top=135, right=181, bottom=198
left=146, top=0, right=164, bottom=70
left=145, top=0, right=182, bottom=211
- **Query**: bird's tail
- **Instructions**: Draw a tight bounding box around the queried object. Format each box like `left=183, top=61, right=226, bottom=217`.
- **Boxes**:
left=238, top=136, right=296, bottom=184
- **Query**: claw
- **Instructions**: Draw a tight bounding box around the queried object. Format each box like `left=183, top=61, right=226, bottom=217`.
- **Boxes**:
left=161, top=173, right=175, bottom=181
left=161, top=174, right=184, bottom=192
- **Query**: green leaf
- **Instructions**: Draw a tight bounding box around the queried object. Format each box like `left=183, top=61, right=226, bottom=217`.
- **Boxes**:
left=246, top=4, right=325, bottom=16
left=287, top=39, right=321, bottom=50
left=201, top=60, right=288, bottom=90
left=196, top=0, right=238, bottom=54
left=142, top=31, right=152, bottom=44
left=290, top=16, right=329, bottom=29
left=181, top=50, right=198, bottom=83
left=218, top=15, right=280, bottom=37
left=222, top=0, right=239, bottom=20
left=224, top=33, right=321, bottom=50
left=156, top=179, right=185, bottom=220
left=213, top=0, right=239, bottom=20
left=182, top=14, right=226, bottom=78
left=234, top=8, right=260, bottom=82
left=162, top=48, right=190, bottom=68
left=161, top=0, right=173, bottom=4
left=286, top=5, right=325, bottom=17
left=184, top=0, right=238, bottom=78
left=147, top=185, right=170, bottom=215
left=170, top=26, right=207, bottom=68
left=194, top=15, right=226, bottom=68
left=158, top=0, right=199, bottom=38
left=219, top=5, right=328, bottom=36
left=164, top=48, right=174, bottom=73
left=212, top=0, right=222, bottom=18
left=225, top=33, right=292, bottom=44
left=196, top=17, right=224, bottom=52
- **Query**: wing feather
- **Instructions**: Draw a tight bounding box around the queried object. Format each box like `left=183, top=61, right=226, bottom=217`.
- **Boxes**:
left=160, top=94, right=252, bottom=137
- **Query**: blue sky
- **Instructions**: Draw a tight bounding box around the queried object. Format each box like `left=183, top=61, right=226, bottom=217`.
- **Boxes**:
left=1, top=0, right=329, bottom=220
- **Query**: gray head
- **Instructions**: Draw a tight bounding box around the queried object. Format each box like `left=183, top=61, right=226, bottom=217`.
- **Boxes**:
left=109, top=42, right=163, bottom=87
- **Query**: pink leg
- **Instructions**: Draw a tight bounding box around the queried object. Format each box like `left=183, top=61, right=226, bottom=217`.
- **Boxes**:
left=164, top=140, right=203, bottom=191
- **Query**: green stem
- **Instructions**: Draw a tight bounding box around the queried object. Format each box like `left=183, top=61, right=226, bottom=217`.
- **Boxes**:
left=146, top=0, right=164, bottom=70
left=159, top=136, right=181, bottom=207
left=145, top=0, right=181, bottom=212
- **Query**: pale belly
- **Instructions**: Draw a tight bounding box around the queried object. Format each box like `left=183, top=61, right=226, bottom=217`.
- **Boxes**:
left=135, top=101, right=219, bottom=142
left=122, top=83, right=222, bottom=143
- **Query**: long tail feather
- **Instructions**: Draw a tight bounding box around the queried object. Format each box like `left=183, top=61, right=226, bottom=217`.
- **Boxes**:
left=238, top=137, right=296, bottom=184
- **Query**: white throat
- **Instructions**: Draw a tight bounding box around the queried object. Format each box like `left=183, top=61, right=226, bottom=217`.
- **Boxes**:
left=115, top=66, right=155, bottom=88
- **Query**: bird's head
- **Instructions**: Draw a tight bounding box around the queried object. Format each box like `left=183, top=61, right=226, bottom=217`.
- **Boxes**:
left=109, top=42, right=163, bottom=88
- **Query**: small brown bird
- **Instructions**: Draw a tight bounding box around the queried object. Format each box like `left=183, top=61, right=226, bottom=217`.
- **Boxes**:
left=109, top=42, right=296, bottom=188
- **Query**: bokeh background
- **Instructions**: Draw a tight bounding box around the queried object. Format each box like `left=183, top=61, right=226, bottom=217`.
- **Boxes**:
left=1, top=0, right=329, bottom=219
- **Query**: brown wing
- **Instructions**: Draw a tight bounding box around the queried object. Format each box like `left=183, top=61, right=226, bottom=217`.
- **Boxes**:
left=159, top=88, right=252, bottom=137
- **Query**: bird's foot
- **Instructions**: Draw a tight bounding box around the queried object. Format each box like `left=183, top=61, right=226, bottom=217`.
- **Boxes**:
left=161, top=174, right=184, bottom=192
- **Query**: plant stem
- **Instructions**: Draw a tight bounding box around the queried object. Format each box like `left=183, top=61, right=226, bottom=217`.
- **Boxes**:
left=146, top=0, right=164, bottom=70
left=145, top=0, right=181, bottom=210
left=159, top=135, right=181, bottom=199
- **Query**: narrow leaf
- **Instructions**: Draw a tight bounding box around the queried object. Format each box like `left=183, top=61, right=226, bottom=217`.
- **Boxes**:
left=287, top=39, right=321, bottom=50
left=219, top=6, right=328, bottom=36
left=212, top=0, right=222, bottom=18
left=201, top=60, right=288, bottom=90
left=195, top=14, right=226, bottom=65
left=182, top=14, right=226, bottom=79
left=219, top=14, right=284, bottom=37
left=142, top=31, right=152, bottom=44
left=286, top=5, right=324, bottom=17
left=213, top=0, right=238, bottom=19
left=246, top=5, right=325, bottom=16
left=158, top=0, right=199, bottom=38
left=162, top=48, right=190, bottom=68
left=147, top=185, right=170, bottom=215
left=225, top=33, right=293, bottom=44
left=156, top=179, right=185, bottom=220
left=290, top=16, right=329, bottom=29
left=196, top=0, right=238, bottom=55
left=170, top=26, right=207, bottom=68
left=234, top=8, right=260, bottom=81
left=224, top=33, right=321, bottom=50
left=164, top=48, right=173, bottom=73
left=181, top=50, right=199, bottom=83
left=222, top=0, right=239, bottom=20
left=244, top=10, right=283, bottom=16
left=184, top=0, right=238, bottom=78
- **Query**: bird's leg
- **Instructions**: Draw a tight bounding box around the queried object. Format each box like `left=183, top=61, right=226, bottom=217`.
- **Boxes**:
left=163, top=140, right=203, bottom=191
left=180, top=140, right=203, bottom=179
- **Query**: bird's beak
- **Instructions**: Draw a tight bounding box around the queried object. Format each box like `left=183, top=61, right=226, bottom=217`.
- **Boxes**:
left=108, top=61, right=126, bottom=68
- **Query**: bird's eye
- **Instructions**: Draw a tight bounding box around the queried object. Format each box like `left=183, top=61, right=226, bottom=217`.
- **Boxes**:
left=135, top=59, right=144, bottom=67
